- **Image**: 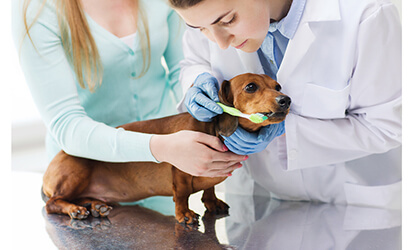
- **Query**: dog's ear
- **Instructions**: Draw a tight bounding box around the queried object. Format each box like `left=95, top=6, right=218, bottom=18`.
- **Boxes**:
left=215, top=113, right=238, bottom=137
left=218, top=80, right=234, bottom=106
left=216, top=80, right=238, bottom=137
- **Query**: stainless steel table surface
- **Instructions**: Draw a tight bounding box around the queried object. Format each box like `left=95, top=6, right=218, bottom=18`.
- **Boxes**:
left=11, top=171, right=401, bottom=250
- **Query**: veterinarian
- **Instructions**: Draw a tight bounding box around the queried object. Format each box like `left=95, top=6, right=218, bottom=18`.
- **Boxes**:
left=12, top=0, right=245, bottom=177
left=170, top=0, right=402, bottom=208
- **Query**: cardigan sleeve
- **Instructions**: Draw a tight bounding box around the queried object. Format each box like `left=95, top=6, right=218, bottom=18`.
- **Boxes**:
left=12, top=0, right=157, bottom=162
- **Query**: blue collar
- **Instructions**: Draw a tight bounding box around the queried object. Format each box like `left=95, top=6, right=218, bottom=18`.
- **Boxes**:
left=268, top=0, right=306, bottom=39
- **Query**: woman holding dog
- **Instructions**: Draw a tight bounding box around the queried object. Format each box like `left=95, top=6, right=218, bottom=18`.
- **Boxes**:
left=12, top=0, right=246, bottom=177
left=170, top=0, right=402, bottom=208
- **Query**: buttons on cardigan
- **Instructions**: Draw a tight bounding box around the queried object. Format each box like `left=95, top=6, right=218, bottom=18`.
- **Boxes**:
left=129, top=49, right=136, bottom=77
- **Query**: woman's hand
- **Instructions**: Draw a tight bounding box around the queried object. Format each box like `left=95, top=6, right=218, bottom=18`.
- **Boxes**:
left=150, top=130, right=247, bottom=177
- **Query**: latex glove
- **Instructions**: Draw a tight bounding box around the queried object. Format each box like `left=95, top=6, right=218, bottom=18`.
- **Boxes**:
left=222, top=121, right=285, bottom=155
left=184, top=72, right=223, bottom=122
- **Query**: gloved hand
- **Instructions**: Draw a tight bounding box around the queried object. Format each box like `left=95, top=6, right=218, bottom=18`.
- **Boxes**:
left=222, top=121, right=285, bottom=155
left=184, top=72, right=223, bottom=122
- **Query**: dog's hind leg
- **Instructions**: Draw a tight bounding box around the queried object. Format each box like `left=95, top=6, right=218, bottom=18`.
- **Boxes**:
left=45, top=197, right=90, bottom=219
left=43, top=152, right=94, bottom=219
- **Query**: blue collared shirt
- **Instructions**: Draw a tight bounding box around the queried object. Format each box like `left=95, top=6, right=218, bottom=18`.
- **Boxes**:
left=259, top=0, right=306, bottom=79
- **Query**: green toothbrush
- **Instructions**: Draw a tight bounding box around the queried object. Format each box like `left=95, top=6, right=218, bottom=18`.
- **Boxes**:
left=216, top=102, right=268, bottom=124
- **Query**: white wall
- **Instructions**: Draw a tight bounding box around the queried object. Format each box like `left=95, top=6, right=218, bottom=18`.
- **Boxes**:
left=6, top=0, right=47, bottom=172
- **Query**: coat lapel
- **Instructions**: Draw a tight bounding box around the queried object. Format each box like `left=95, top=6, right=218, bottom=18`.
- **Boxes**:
left=277, top=0, right=341, bottom=83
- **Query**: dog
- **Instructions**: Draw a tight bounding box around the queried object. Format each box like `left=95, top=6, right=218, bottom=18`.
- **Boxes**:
left=42, top=73, right=291, bottom=224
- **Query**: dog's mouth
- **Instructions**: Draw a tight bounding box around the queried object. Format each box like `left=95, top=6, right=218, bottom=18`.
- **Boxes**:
left=261, top=111, right=287, bottom=118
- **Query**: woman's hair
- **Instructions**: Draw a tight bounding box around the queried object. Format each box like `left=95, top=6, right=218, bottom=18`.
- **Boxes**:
left=168, top=0, right=204, bottom=9
left=23, top=0, right=151, bottom=92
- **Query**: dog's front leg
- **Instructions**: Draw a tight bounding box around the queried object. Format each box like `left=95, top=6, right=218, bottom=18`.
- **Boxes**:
left=201, top=187, right=230, bottom=215
left=172, top=168, right=199, bottom=224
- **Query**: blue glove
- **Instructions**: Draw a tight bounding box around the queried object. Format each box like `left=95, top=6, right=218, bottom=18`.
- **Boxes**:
left=184, top=73, right=223, bottom=122
left=222, top=121, right=285, bottom=155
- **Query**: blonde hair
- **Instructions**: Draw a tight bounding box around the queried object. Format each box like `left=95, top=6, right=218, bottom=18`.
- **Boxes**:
left=23, top=0, right=151, bottom=92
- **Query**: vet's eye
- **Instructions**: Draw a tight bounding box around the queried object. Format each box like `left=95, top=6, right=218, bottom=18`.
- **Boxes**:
left=244, top=83, right=258, bottom=93
left=275, top=85, right=282, bottom=91
left=220, top=13, right=237, bottom=26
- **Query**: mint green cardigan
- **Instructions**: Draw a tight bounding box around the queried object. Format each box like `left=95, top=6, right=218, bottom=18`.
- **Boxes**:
left=12, top=0, right=185, bottom=162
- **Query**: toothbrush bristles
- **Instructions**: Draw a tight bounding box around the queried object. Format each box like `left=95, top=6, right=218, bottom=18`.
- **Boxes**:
left=249, top=113, right=267, bottom=123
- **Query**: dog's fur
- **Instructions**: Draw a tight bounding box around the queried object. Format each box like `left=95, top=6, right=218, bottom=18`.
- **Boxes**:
left=42, top=73, right=291, bottom=224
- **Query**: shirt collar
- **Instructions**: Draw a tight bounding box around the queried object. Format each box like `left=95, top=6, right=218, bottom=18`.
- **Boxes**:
left=268, top=0, right=306, bottom=39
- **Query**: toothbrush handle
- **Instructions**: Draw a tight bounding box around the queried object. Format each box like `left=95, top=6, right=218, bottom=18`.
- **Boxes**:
left=216, top=102, right=242, bottom=117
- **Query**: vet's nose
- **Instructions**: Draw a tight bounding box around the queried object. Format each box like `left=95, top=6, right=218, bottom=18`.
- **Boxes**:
left=212, top=27, right=233, bottom=50
left=275, top=95, right=291, bottom=110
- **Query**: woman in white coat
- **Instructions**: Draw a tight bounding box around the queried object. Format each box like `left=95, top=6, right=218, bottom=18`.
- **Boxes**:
left=169, top=0, right=402, bottom=209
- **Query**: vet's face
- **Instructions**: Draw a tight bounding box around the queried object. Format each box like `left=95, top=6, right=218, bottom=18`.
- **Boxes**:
left=175, top=0, right=271, bottom=52
left=230, top=74, right=291, bottom=125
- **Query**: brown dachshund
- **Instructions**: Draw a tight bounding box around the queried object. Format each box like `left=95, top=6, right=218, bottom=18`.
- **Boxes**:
left=42, top=73, right=291, bottom=224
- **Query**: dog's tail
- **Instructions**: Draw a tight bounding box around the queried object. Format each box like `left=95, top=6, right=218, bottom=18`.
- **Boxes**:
left=41, top=186, right=49, bottom=203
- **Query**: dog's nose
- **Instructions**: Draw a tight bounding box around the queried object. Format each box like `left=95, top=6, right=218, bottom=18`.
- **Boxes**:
left=275, top=95, right=291, bottom=110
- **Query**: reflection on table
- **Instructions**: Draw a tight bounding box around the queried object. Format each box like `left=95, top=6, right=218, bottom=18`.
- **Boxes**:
left=42, top=192, right=401, bottom=250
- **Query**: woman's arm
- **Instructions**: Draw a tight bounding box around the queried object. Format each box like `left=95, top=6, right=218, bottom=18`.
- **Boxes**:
left=176, top=27, right=214, bottom=113
left=12, top=1, right=156, bottom=162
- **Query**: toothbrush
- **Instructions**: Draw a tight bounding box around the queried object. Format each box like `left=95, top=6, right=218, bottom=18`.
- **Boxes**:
left=216, top=102, right=268, bottom=124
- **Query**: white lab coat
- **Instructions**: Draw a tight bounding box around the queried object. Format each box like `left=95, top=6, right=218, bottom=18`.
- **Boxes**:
left=177, top=0, right=402, bottom=209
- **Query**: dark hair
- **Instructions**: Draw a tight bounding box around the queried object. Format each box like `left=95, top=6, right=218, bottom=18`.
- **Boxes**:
left=168, top=0, right=204, bottom=9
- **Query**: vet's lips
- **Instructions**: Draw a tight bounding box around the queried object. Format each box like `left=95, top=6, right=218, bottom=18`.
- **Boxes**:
left=234, top=40, right=248, bottom=49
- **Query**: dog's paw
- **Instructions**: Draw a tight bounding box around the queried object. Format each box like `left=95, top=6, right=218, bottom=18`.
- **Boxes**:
left=69, top=206, right=90, bottom=220
left=90, top=217, right=112, bottom=230
left=204, top=199, right=230, bottom=215
left=174, top=221, right=199, bottom=233
left=91, top=203, right=113, bottom=218
left=176, top=210, right=200, bottom=225
left=69, top=219, right=91, bottom=229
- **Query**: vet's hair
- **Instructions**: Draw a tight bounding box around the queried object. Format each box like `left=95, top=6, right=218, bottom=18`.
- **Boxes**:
left=22, top=0, right=151, bottom=92
left=168, top=0, right=204, bottom=9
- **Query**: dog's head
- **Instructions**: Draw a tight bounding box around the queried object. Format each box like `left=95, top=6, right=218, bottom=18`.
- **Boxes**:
left=216, top=73, right=291, bottom=137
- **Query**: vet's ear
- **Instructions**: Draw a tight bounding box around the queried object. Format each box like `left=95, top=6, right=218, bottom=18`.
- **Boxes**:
left=215, top=113, right=238, bottom=137
left=218, top=80, right=234, bottom=106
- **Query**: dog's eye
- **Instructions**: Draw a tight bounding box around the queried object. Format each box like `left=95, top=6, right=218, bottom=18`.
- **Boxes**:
left=244, top=83, right=258, bottom=93
left=275, top=85, right=282, bottom=91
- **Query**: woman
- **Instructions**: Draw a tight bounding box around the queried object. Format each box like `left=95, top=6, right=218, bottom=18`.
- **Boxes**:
left=12, top=0, right=245, bottom=177
left=170, top=0, right=402, bottom=208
